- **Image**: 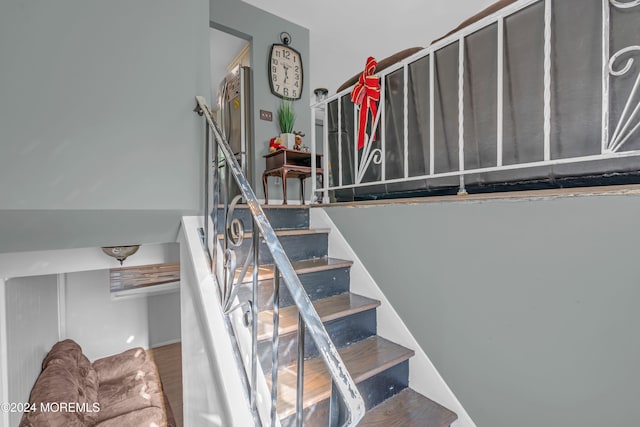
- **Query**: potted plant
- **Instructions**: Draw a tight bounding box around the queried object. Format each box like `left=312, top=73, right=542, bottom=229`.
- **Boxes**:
left=278, top=99, right=296, bottom=149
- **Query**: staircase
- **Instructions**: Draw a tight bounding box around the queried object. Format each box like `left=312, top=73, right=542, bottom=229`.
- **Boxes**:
left=217, top=204, right=458, bottom=426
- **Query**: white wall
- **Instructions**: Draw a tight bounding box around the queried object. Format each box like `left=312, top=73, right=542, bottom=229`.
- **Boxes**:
left=64, top=270, right=149, bottom=361
left=242, top=0, right=497, bottom=94
left=5, top=275, right=59, bottom=427
left=148, top=292, right=181, bottom=348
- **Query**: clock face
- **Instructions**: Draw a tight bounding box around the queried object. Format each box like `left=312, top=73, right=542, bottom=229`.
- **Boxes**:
left=269, top=44, right=303, bottom=100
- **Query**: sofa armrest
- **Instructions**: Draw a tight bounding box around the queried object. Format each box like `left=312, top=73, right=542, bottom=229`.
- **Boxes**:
left=20, top=365, right=92, bottom=427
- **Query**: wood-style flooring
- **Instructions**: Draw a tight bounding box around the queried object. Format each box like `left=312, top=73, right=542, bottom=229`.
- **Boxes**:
left=147, top=342, right=183, bottom=427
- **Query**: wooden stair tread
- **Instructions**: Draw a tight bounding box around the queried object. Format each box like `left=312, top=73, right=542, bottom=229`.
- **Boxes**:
left=358, top=388, right=458, bottom=427
left=237, top=257, right=353, bottom=283
left=271, top=336, right=415, bottom=419
left=257, top=293, right=379, bottom=341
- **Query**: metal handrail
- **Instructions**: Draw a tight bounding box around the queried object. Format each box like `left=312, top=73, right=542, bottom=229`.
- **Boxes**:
left=194, top=95, right=365, bottom=427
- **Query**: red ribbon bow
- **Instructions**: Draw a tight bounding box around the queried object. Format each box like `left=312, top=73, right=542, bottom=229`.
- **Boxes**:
left=351, top=57, right=380, bottom=150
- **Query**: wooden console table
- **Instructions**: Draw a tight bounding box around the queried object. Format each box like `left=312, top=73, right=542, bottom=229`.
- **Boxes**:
left=262, top=149, right=323, bottom=205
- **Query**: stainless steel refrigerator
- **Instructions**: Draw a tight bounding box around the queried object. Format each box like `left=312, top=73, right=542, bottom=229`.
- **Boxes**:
left=218, top=66, right=252, bottom=199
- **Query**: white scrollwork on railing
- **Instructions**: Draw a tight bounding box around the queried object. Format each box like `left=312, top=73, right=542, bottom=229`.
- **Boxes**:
left=220, top=195, right=253, bottom=314
left=355, top=106, right=383, bottom=184
left=609, top=46, right=640, bottom=77
left=607, top=0, right=640, bottom=152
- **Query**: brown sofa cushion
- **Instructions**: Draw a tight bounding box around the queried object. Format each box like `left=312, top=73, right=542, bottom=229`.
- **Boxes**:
left=336, top=47, right=424, bottom=93
left=93, top=406, right=166, bottom=427
left=92, top=347, right=148, bottom=383
left=96, top=369, right=163, bottom=423
left=432, top=0, right=518, bottom=44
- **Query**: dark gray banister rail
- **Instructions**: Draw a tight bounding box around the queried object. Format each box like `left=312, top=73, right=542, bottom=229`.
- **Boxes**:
left=194, top=96, right=365, bottom=426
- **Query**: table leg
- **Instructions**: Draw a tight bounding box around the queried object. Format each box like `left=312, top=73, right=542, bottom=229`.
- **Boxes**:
left=282, top=171, right=288, bottom=205
left=263, top=173, right=269, bottom=205
left=300, top=177, right=305, bottom=205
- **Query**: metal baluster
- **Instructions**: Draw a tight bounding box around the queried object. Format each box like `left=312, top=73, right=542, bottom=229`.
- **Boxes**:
left=602, top=0, right=611, bottom=152
left=338, top=98, right=343, bottom=187
left=204, top=122, right=211, bottom=267
left=271, top=267, right=280, bottom=426
left=403, top=63, right=409, bottom=179
left=497, top=16, right=504, bottom=167
left=458, top=36, right=467, bottom=195
left=429, top=53, right=435, bottom=176
left=381, top=71, right=386, bottom=182
left=296, top=314, right=305, bottom=427
left=323, top=103, right=330, bottom=203
left=329, top=380, right=339, bottom=426
left=221, top=150, right=230, bottom=317
left=543, top=0, right=552, bottom=161
left=311, top=107, right=317, bottom=202
left=212, top=135, right=220, bottom=271
left=354, top=102, right=358, bottom=181
left=251, top=219, right=259, bottom=417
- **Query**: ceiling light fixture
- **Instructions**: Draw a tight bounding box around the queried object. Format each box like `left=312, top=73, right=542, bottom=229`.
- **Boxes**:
left=101, top=245, right=140, bottom=265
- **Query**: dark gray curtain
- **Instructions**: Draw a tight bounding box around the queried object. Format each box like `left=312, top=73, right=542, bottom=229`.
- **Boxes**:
left=327, top=0, right=640, bottom=199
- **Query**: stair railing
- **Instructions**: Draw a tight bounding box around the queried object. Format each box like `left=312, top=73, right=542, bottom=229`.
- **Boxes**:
left=311, top=0, right=640, bottom=200
left=194, top=96, right=365, bottom=427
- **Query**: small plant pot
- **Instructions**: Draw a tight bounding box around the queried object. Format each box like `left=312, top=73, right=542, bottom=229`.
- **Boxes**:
left=280, top=133, right=296, bottom=149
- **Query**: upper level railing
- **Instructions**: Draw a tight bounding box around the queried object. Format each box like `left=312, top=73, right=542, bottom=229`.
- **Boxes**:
left=194, top=96, right=365, bottom=427
left=311, top=0, right=640, bottom=201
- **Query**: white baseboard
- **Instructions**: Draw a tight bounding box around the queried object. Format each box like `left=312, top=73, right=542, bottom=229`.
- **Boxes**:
left=310, top=208, right=477, bottom=427
left=149, top=338, right=181, bottom=349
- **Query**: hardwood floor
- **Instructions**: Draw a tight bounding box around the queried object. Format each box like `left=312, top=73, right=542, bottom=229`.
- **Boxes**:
left=147, top=342, right=183, bottom=427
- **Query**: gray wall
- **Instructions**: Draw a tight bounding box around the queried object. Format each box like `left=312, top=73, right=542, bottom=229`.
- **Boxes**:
left=0, top=0, right=209, bottom=251
left=325, top=194, right=640, bottom=427
left=65, top=270, right=149, bottom=361
left=6, top=275, right=59, bottom=427
left=211, top=0, right=311, bottom=200
left=148, top=292, right=181, bottom=347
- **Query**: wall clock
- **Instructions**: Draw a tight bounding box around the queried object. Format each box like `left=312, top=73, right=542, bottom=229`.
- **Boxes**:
left=268, top=39, right=303, bottom=100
